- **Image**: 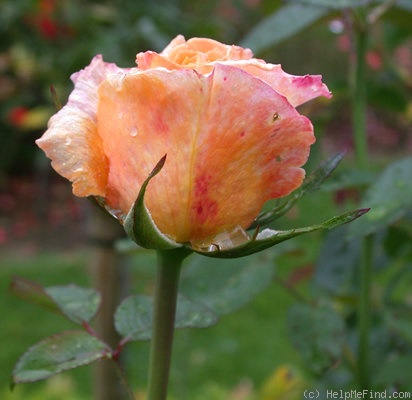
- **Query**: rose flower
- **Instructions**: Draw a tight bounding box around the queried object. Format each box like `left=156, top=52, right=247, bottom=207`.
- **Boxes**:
left=36, top=36, right=331, bottom=249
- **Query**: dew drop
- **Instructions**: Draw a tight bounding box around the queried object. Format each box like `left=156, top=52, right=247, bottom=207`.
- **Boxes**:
left=130, top=127, right=138, bottom=137
left=65, top=137, right=72, bottom=145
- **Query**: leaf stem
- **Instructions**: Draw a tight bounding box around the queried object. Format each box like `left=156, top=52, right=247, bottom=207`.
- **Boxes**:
left=146, top=248, right=188, bottom=400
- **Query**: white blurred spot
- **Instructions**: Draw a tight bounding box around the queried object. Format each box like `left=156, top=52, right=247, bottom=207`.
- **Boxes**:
left=329, top=19, right=344, bottom=34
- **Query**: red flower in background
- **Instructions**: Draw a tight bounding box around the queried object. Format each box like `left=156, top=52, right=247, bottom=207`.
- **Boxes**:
left=8, top=107, right=29, bottom=127
left=25, top=0, right=70, bottom=40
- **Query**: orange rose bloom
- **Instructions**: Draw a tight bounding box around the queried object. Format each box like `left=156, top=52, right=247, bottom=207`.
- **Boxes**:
left=36, top=36, right=331, bottom=247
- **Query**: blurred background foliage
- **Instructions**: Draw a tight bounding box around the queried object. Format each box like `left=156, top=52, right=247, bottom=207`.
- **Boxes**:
left=1, top=0, right=412, bottom=399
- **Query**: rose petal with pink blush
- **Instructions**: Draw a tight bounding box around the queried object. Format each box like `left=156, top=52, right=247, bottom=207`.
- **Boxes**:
left=223, top=60, right=332, bottom=107
left=97, top=64, right=314, bottom=245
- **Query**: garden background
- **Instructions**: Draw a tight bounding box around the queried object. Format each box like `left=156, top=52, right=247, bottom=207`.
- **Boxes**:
left=1, top=0, right=412, bottom=399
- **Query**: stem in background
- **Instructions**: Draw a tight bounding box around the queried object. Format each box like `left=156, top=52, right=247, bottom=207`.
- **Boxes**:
left=357, top=234, right=373, bottom=392
left=146, top=248, right=188, bottom=400
left=350, top=9, right=373, bottom=395
left=351, top=13, right=368, bottom=170
left=89, top=204, right=130, bottom=400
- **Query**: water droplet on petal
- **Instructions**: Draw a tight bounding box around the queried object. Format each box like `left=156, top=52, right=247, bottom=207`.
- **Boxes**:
left=104, top=204, right=126, bottom=223
left=130, top=127, right=138, bottom=137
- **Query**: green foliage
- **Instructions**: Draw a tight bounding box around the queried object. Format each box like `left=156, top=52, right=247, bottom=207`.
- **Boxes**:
left=2, top=376, right=87, bottom=400
left=10, top=277, right=101, bottom=324
left=374, top=354, right=412, bottom=389
left=115, top=294, right=218, bottom=342
left=288, top=156, right=412, bottom=391
left=241, top=3, right=328, bottom=53
left=180, top=251, right=275, bottom=316
left=348, top=157, right=412, bottom=238
left=313, top=226, right=360, bottom=295
left=13, top=331, right=109, bottom=384
left=44, top=285, right=100, bottom=324
left=287, top=302, right=346, bottom=375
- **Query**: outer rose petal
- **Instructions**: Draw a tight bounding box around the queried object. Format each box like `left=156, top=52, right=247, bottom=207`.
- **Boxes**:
left=97, top=64, right=315, bottom=245
left=136, top=35, right=331, bottom=107
left=36, top=55, right=126, bottom=197
left=228, top=60, right=332, bottom=107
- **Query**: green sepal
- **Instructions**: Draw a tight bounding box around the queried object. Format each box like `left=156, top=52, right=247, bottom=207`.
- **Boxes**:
left=192, top=208, right=369, bottom=259
left=123, top=155, right=181, bottom=250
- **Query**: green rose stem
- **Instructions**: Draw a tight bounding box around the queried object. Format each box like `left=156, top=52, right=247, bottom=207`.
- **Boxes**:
left=147, top=248, right=189, bottom=400
left=351, top=9, right=372, bottom=394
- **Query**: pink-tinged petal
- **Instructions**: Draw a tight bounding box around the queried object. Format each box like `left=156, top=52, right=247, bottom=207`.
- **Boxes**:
left=226, top=60, right=332, bottom=107
left=97, top=64, right=314, bottom=245
left=36, top=55, right=126, bottom=197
